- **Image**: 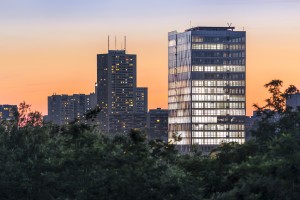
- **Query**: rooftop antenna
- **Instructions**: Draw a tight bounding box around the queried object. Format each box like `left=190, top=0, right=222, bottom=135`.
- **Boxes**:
left=124, top=36, right=126, bottom=52
left=227, top=22, right=232, bottom=27
left=243, top=26, right=245, bottom=31
left=108, top=35, right=110, bottom=51
left=115, top=35, right=116, bottom=50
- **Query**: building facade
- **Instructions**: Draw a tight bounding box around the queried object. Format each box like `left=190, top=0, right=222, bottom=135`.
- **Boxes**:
left=136, top=87, right=148, bottom=113
left=48, top=93, right=96, bottom=125
left=96, top=50, right=148, bottom=133
left=107, top=113, right=147, bottom=132
left=168, top=26, right=246, bottom=151
left=0, top=104, right=17, bottom=121
left=147, top=108, right=168, bottom=142
left=286, top=93, right=300, bottom=111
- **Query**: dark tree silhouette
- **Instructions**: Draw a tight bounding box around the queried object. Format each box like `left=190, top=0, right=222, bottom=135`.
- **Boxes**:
left=253, top=79, right=299, bottom=113
left=17, top=101, right=43, bottom=127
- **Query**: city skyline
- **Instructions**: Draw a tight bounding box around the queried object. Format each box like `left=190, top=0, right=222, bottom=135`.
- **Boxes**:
left=1, top=0, right=300, bottom=116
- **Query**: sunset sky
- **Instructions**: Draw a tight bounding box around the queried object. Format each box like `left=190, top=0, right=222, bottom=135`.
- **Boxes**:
left=1, top=0, right=300, bottom=116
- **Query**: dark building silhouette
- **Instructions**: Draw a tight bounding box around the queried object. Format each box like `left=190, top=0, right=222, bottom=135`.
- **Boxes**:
left=147, top=108, right=168, bottom=142
left=48, top=93, right=96, bottom=125
left=286, top=93, right=300, bottom=111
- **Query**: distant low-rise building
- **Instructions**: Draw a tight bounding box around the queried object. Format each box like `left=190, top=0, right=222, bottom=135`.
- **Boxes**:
left=0, top=104, right=17, bottom=121
left=244, top=94, right=300, bottom=141
left=286, top=93, right=300, bottom=111
left=245, top=110, right=281, bottom=141
left=147, top=108, right=168, bottom=142
left=47, top=93, right=97, bottom=125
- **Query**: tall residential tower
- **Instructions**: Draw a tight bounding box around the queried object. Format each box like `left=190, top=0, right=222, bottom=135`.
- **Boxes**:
left=96, top=50, right=148, bottom=133
left=168, top=26, right=246, bottom=152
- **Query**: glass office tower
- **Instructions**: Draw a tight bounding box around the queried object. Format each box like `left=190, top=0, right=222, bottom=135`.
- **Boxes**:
left=168, top=27, right=246, bottom=152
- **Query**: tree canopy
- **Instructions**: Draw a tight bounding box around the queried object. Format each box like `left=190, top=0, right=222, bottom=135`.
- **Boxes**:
left=1, top=80, right=300, bottom=199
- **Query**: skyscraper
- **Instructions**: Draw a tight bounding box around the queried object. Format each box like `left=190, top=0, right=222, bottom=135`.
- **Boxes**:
left=96, top=50, right=148, bottom=133
left=97, top=50, right=136, bottom=114
left=168, top=26, right=246, bottom=152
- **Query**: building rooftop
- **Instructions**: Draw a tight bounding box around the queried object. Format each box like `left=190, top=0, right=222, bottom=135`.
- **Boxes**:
left=108, top=50, right=126, bottom=54
left=185, top=26, right=235, bottom=32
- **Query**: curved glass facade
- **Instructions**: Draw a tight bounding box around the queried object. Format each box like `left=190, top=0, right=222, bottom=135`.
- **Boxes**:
left=168, top=27, right=246, bottom=152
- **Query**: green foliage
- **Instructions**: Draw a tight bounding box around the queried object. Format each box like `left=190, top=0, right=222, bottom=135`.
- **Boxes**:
left=0, top=124, right=202, bottom=200
left=1, top=80, right=300, bottom=199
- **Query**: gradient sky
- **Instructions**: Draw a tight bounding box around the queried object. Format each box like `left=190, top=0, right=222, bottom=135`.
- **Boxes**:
left=1, top=0, right=300, bottom=116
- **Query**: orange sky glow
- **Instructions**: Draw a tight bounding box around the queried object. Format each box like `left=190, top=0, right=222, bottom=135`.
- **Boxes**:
left=1, top=1, right=300, bottom=116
